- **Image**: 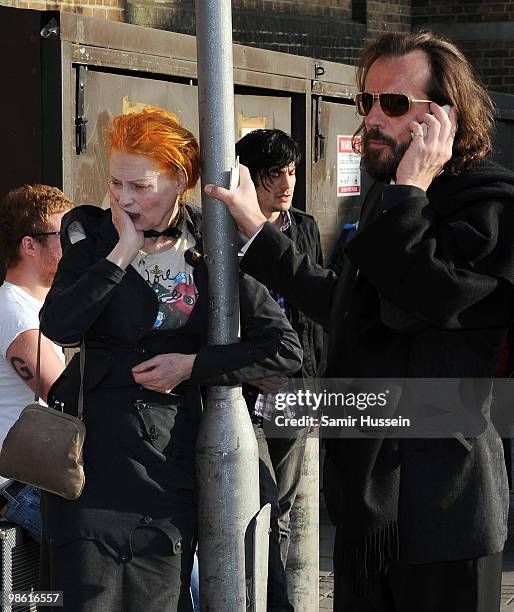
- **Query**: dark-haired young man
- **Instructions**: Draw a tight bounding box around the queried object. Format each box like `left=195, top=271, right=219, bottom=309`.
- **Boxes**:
left=236, top=129, right=324, bottom=599
left=209, top=32, right=514, bottom=612
left=0, top=185, right=70, bottom=541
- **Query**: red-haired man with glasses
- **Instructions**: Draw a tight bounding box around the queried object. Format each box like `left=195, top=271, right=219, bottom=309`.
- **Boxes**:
left=207, top=31, right=514, bottom=612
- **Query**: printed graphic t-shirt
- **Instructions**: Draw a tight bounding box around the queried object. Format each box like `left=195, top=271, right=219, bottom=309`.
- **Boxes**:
left=132, top=224, right=198, bottom=331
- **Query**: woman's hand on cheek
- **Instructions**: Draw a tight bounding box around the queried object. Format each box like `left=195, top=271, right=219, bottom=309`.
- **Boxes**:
left=106, top=195, right=144, bottom=269
left=110, top=194, right=144, bottom=251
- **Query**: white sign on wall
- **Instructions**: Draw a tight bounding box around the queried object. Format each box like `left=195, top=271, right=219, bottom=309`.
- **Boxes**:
left=337, top=135, right=361, bottom=197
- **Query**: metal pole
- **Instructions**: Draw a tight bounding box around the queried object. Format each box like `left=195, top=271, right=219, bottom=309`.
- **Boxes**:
left=195, top=1, right=266, bottom=610
left=286, top=436, right=319, bottom=610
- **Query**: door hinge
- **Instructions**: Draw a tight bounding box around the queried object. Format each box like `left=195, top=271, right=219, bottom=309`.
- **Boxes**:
left=314, top=95, right=325, bottom=162
left=75, top=65, right=88, bottom=154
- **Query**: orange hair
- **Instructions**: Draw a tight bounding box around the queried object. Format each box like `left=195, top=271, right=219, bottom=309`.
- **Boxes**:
left=108, top=106, right=200, bottom=191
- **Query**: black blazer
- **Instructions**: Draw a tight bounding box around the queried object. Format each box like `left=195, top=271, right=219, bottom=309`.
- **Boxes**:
left=41, top=205, right=302, bottom=389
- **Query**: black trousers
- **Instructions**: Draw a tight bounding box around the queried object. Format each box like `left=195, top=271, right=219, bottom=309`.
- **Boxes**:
left=43, top=523, right=195, bottom=612
left=334, top=548, right=503, bottom=612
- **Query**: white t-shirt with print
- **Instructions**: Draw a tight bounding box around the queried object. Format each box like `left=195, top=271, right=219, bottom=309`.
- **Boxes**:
left=132, top=224, right=198, bottom=331
left=0, top=282, right=64, bottom=484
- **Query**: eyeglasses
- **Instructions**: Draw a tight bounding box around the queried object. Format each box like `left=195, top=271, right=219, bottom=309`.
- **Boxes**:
left=17, top=231, right=60, bottom=242
left=30, top=231, right=60, bottom=238
left=355, top=92, right=433, bottom=117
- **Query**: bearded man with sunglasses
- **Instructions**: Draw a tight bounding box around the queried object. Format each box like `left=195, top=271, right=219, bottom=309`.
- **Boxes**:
left=0, top=185, right=70, bottom=541
left=207, top=31, right=514, bottom=612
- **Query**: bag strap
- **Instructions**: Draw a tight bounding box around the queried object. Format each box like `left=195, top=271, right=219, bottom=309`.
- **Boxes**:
left=78, top=339, right=85, bottom=421
left=34, top=329, right=42, bottom=403
left=34, top=330, right=85, bottom=420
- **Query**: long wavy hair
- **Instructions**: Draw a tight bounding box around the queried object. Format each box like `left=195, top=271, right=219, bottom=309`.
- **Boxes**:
left=353, top=31, right=495, bottom=175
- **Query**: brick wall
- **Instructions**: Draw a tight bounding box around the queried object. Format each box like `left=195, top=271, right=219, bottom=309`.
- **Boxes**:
left=228, top=0, right=411, bottom=66
left=412, top=0, right=514, bottom=94
left=231, top=0, right=413, bottom=31
left=235, top=0, right=353, bottom=20
left=412, top=0, right=514, bottom=24
left=231, top=8, right=364, bottom=65
left=0, top=0, right=125, bottom=21
left=366, top=0, right=411, bottom=42
left=230, top=0, right=410, bottom=65
left=458, top=40, right=514, bottom=94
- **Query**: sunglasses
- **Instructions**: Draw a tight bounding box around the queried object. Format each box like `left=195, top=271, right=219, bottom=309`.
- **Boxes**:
left=355, top=92, right=433, bottom=117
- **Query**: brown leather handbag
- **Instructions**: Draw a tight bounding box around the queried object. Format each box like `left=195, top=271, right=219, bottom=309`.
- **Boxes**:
left=0, top=333, right=86, bottom=500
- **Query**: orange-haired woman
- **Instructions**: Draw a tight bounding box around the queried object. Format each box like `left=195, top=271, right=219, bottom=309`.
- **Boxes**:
left=40, top=106, right=301, bottom=612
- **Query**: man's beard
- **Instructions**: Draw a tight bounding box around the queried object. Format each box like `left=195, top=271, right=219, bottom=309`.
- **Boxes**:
left=361, top=127, right=409, bottom=183
left=39, top=252, right=60, bottom=288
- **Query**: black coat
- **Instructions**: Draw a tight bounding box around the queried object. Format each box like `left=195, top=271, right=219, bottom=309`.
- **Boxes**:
left=285, top=208, right=325, bottom=379
left=243, top=208, right=325, bottom=410
left=240, top=159, right=514, bottom=567
left=39, top=204, right=302, bottom=552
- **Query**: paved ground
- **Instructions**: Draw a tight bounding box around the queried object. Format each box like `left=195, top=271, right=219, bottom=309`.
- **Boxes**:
left=319, top=509, right=335, bottom=611
left=319, top=493, right=514, bottom=611
left=501, top=491, right=514, bottom=610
